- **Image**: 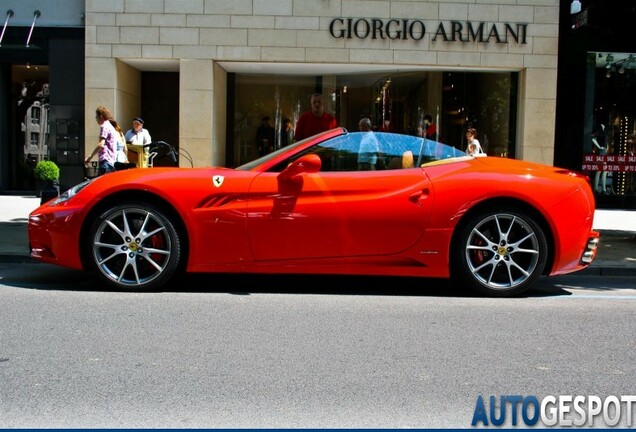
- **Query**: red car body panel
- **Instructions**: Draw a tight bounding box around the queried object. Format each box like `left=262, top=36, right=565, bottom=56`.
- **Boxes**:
left=419, top=157, right=597, bottom=276
left=28, top=128, right=598, bottom=284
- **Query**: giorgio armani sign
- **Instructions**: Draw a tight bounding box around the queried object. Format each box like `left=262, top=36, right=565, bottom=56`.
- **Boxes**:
left=329, top=18, right=528, bottom=44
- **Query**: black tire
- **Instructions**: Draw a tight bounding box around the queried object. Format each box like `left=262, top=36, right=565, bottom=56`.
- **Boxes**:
left=86, top=202, right=182, bottom=290
left=451, top=208, right=548, bottom=297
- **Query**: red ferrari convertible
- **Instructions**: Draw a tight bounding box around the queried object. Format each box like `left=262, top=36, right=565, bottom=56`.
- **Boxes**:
left=28, top=128, right=599, bottom=296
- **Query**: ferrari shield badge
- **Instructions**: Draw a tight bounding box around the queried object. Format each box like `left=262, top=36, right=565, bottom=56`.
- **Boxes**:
left=212, top=175, right=224, bottom=187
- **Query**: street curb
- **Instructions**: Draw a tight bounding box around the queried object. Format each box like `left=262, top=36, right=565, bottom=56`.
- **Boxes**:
left=576, top=266, right=636, bottom=277
left=0, top=254, right=39, bottom=264
left=597, top=229, right=636, bottom=238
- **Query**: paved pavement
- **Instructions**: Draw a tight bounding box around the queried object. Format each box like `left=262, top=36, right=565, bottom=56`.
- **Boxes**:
left=1, top=194, right=635, bottom=274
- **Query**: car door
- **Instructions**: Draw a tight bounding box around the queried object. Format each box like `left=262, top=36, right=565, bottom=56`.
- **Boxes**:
left=246, top=133, right=434, bottom=261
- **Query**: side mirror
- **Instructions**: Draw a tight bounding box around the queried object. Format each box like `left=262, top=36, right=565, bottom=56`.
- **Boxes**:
left=278, top=154, right=321, bottom=181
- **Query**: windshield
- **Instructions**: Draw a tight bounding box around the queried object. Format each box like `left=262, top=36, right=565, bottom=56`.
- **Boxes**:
left=236, top=139, right=309, bottom=171
left=237, top=130, right=467, bottom=172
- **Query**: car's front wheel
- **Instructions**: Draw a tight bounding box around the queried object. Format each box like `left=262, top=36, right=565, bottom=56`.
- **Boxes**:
left=86, top=202, right=182, bottom=290
left=452, top=209, right=548, bottom=297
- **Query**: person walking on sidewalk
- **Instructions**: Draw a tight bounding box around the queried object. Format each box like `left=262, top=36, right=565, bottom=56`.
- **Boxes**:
left=85, top=105, right=117, bottom=176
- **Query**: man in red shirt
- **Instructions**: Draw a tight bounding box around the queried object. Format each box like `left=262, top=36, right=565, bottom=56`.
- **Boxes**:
left=423, top=114, right=437, bottom=141
left=294, top=93, right=337, bottom=141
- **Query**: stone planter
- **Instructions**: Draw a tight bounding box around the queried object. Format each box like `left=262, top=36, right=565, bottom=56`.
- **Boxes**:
left=37, top=179, right=60, bottom=205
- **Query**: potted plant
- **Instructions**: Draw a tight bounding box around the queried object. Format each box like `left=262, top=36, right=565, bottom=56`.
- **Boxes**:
left=34, top=160, right=60, bottom=204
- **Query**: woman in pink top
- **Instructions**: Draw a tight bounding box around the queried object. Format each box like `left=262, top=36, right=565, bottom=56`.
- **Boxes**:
left=85, top=105, right=118, bottom=175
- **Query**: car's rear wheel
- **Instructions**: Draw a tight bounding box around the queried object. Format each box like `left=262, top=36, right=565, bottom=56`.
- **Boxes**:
left=452, top=209, right=548, bottom=297
left=86, top=202, right=181, bottom=290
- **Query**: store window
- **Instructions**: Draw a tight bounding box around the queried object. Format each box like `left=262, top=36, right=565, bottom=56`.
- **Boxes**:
left=10, top=64, right=50, bottom=190
left=230, top=70, right=518, bottom=167
left=582, top=52, right=636, bottom=203
left=440, top=72, right=517, bottom=158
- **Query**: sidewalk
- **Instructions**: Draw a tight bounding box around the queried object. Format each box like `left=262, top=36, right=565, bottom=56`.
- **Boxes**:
left=0, top=194, right=635, bottom=274
left=0, top=195, right=39, bottom=259
left=583, top=209, right=636, bottom=276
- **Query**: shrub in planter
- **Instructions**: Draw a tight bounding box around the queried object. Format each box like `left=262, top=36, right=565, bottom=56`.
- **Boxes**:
left=34, top=160, right=61, bottom=204
left=34, top=160, right=60, bottom=182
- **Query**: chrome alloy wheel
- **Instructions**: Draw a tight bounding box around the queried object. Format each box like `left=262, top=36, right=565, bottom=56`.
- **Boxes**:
left=465, top=213, right=541, bottom=290
left=92, top=207, right=173, bottom=287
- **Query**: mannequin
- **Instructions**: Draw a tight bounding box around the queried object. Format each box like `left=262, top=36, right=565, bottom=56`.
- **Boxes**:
left=592, top=124, right=609, bottom=194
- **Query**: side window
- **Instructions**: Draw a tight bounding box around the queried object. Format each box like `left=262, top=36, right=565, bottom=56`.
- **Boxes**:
left=266, top=132, right=465, bottom=173
left=298, top=135, right=362, bottom=172
left=311, top=132, right=427, bottom=172
left=376, top=133, right=424, bottom=170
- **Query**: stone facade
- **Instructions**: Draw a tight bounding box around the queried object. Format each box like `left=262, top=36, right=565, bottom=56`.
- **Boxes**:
left=85, top=0, right=560, bottom=166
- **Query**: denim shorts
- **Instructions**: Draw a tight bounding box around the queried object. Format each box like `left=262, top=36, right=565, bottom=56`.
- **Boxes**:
left=98, top=161, right=115, bottom=176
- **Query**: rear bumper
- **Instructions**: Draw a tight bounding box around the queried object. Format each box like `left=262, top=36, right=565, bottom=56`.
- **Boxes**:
left=580, top=231, right=600, bottom=265
left=550, top=230, right=600, bottom=276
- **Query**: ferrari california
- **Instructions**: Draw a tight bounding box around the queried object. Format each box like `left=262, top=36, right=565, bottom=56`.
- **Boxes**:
left=28, top=127, right=599, bottom=297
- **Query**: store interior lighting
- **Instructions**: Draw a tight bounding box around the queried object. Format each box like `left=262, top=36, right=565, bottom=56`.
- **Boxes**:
left=604, top=54, right=634, bottom=77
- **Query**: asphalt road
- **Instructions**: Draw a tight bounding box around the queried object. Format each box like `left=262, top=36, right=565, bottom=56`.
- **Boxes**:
left=1, top=263, right=635, bottom=428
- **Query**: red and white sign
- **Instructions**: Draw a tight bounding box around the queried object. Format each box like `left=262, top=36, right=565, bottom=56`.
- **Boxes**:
left=582, top=154, right=636, bottom=172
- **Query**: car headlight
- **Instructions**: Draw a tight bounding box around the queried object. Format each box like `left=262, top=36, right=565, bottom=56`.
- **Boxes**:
left=48, top=179, right=94, bottom=206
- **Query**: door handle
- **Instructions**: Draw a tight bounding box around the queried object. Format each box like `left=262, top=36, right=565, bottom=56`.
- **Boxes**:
left=408, top=189, right=429, bottom=204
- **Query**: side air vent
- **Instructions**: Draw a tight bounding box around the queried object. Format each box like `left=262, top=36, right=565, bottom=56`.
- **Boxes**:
left=197, top=195, right=243, bottom=209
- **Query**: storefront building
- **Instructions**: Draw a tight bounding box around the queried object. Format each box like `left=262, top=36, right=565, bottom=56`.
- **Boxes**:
left=556, top=1, right=636, bottom=208
left=1, top=1, right=633, bottom=208
left=0, top=0, right=84, bottom=191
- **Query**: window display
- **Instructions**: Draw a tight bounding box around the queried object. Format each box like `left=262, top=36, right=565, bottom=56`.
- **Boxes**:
left=582, top=52, right=636, bottom=202
left=11, top=64, right=50, bottom=190
left=231, top=71, right=517, bottom=167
